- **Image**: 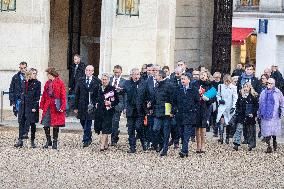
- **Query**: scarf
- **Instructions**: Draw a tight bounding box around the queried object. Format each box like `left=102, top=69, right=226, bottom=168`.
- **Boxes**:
left=242, top=92, right=249, bottom=98
left=47, top=80, right=54, bottom=97
left=240, top=73, right=254, bottom=86
left=260, top=88, right=275, bottom=120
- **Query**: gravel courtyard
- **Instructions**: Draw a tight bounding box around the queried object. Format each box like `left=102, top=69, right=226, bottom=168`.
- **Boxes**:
left=0, top=126, right=284, bottom=189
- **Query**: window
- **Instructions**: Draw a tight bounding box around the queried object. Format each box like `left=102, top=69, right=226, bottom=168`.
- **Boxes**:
left=236, top=0, right=259, bottom=11
left=0, top=0, right=16, bottom=12
left=116, top=0, right=140, bottom=17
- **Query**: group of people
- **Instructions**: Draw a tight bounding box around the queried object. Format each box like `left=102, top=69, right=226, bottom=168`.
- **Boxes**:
left=9, top=55, right=284, bottom=158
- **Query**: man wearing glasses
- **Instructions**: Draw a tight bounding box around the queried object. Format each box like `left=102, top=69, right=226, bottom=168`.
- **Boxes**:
left=9, top=62, right=27, bottom=117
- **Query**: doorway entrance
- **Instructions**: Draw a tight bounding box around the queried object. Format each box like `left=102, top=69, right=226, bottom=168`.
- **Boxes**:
left=49, top=0, right=102, bottom=84
left=68, top=0, right=102, bottom=76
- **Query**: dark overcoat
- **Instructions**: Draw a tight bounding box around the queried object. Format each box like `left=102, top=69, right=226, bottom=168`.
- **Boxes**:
left=94, top=85, right=119, bottom=134
left=18, top=79, right=41, bottom=124
left=173, top=85, right=200, bottom=125
left=124, top=79, right=147, bottom=118
left=74, top=76, right=100, bottom=120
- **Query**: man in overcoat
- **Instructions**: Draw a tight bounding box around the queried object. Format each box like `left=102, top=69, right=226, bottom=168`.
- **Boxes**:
left=74, top=65, right=100, bottom=147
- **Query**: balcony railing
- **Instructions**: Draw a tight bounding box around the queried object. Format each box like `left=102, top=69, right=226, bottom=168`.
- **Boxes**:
left=235, top=0, right=260, bottom=12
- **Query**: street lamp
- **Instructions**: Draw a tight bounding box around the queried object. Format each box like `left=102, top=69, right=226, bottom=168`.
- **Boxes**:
left=1, top=0, right=16, bottom=12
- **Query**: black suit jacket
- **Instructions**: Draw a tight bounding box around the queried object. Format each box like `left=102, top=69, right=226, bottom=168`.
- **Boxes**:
left=69, top=62, right=86, bottom=93
left=109, top=76, right=127, bottom=112
left=74, top=76, right=100, bottom=120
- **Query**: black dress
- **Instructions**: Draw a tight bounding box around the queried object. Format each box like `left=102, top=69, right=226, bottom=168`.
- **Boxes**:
left=94, top=85, right=119, bottom=134
left=195, top=80, right=213, bottom=128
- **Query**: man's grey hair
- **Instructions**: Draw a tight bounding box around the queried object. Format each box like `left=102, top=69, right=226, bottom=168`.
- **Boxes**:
left=175, top=66, right=183, bottom=73
left=86, top=65, right=94, bottom=71
left=130, top=68, right=140, bottom=75
left=153, top=64, right=161, bottom=70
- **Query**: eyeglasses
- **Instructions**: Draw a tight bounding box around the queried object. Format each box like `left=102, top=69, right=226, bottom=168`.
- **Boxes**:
left=267, top=82, right=274, bottom=85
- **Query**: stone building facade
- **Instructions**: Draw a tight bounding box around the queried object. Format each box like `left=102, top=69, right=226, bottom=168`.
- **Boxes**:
left=232, top=0, right=284, bottom=76
left=0, top=0, right=214, bottom=110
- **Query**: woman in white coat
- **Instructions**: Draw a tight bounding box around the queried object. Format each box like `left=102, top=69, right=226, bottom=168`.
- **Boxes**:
left=216, top=74, right=238, bottom=144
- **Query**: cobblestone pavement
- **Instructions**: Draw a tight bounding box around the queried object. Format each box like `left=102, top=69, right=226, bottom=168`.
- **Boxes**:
left=0, top=126, right=284, bottom=189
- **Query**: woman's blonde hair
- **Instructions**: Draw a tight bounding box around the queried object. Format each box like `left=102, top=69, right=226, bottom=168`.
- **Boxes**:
left=241, top=82, right=258, bottom=97
left=223, top=74, right=232, bottom=83
left=24, top=69, right=32, bottom=80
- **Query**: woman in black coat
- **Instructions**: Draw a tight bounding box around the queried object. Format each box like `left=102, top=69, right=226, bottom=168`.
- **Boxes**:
left=14, top=68, right=41, bottom=148
left=95, top=73, right=119, bottom=151
left=195, top=71, right=214, bottom=153
left=233, top=82, right=258, bottom=151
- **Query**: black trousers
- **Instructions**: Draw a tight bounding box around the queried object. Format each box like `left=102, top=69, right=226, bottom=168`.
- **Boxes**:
left=111, top=110, right=122, bottom=143
left=18, top=116, right=30, bottom=140
left=44, top=126, right=59, bottom=141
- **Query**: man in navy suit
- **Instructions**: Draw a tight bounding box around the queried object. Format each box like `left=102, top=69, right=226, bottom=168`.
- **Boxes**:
left=109, top=65, right=126, bottom=146
left=145, top=65, right=161, bottom=150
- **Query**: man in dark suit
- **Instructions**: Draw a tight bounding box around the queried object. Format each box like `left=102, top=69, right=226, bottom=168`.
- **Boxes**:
left=109, top=65, right=126, bottom=146
left=145, top=65, right=160, bottom=149
left=69, top=54, right=86, bottom=111
left=9, top=62, right=28, bottom=117
left=124, top=68, right=148, bottom=153
left=74, top=65, right=100, bottom=147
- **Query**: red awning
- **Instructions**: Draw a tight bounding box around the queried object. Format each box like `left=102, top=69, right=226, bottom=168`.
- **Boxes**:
left=232, top=27, right=255, bottom=45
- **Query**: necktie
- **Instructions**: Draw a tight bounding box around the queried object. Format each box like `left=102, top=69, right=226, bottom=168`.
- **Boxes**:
left=114, top=78, right=118, bottom=87
left=183, top=87, right=187, bottom=94
left=86, top=77, right=90, bottom=88
left=154, top=79, right=158, bottom=88
left=74, top=65, right=78, bottom=77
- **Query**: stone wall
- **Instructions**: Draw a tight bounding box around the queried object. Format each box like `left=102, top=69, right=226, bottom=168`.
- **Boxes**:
left=175, top=0, right=214, bottom=70
left=102, top=0, right=176, bottom=75
left=0, top=0, right=50, bottom=110
left=49, top=0, right=69, bottom=85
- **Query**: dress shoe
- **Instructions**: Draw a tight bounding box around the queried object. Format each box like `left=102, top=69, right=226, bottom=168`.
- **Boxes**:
left=160, top=151, right=167, bottom=157
left=14, top=140, right=23, bottom=148
left=233, top=145, right=238, bottom=151
left=265, top=146, right=272, bottom=153
left=30, top=140, right=36, bottom=148
left=179, top=152, right=188, bottom=158
left=83, top=142, right=90, bottom=148
left=127, top=148, right=136, bottom=153
left=155, top=146, right=162, bottom=153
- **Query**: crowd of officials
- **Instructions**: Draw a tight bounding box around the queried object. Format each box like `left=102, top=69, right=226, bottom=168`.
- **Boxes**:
left=9, top=55, right=284, bottom=157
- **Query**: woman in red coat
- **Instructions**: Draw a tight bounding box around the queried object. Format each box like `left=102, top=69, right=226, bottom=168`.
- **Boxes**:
left=40, top=67, right=66, bottom=149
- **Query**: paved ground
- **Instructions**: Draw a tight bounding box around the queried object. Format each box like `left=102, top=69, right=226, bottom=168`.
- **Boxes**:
left=1, top=126, right=284, bottom=188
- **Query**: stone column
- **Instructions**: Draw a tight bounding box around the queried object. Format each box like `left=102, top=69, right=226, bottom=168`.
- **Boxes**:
left=100, top=0, right=115, bottom=75
left=156, top=0, right=176, bottom=71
